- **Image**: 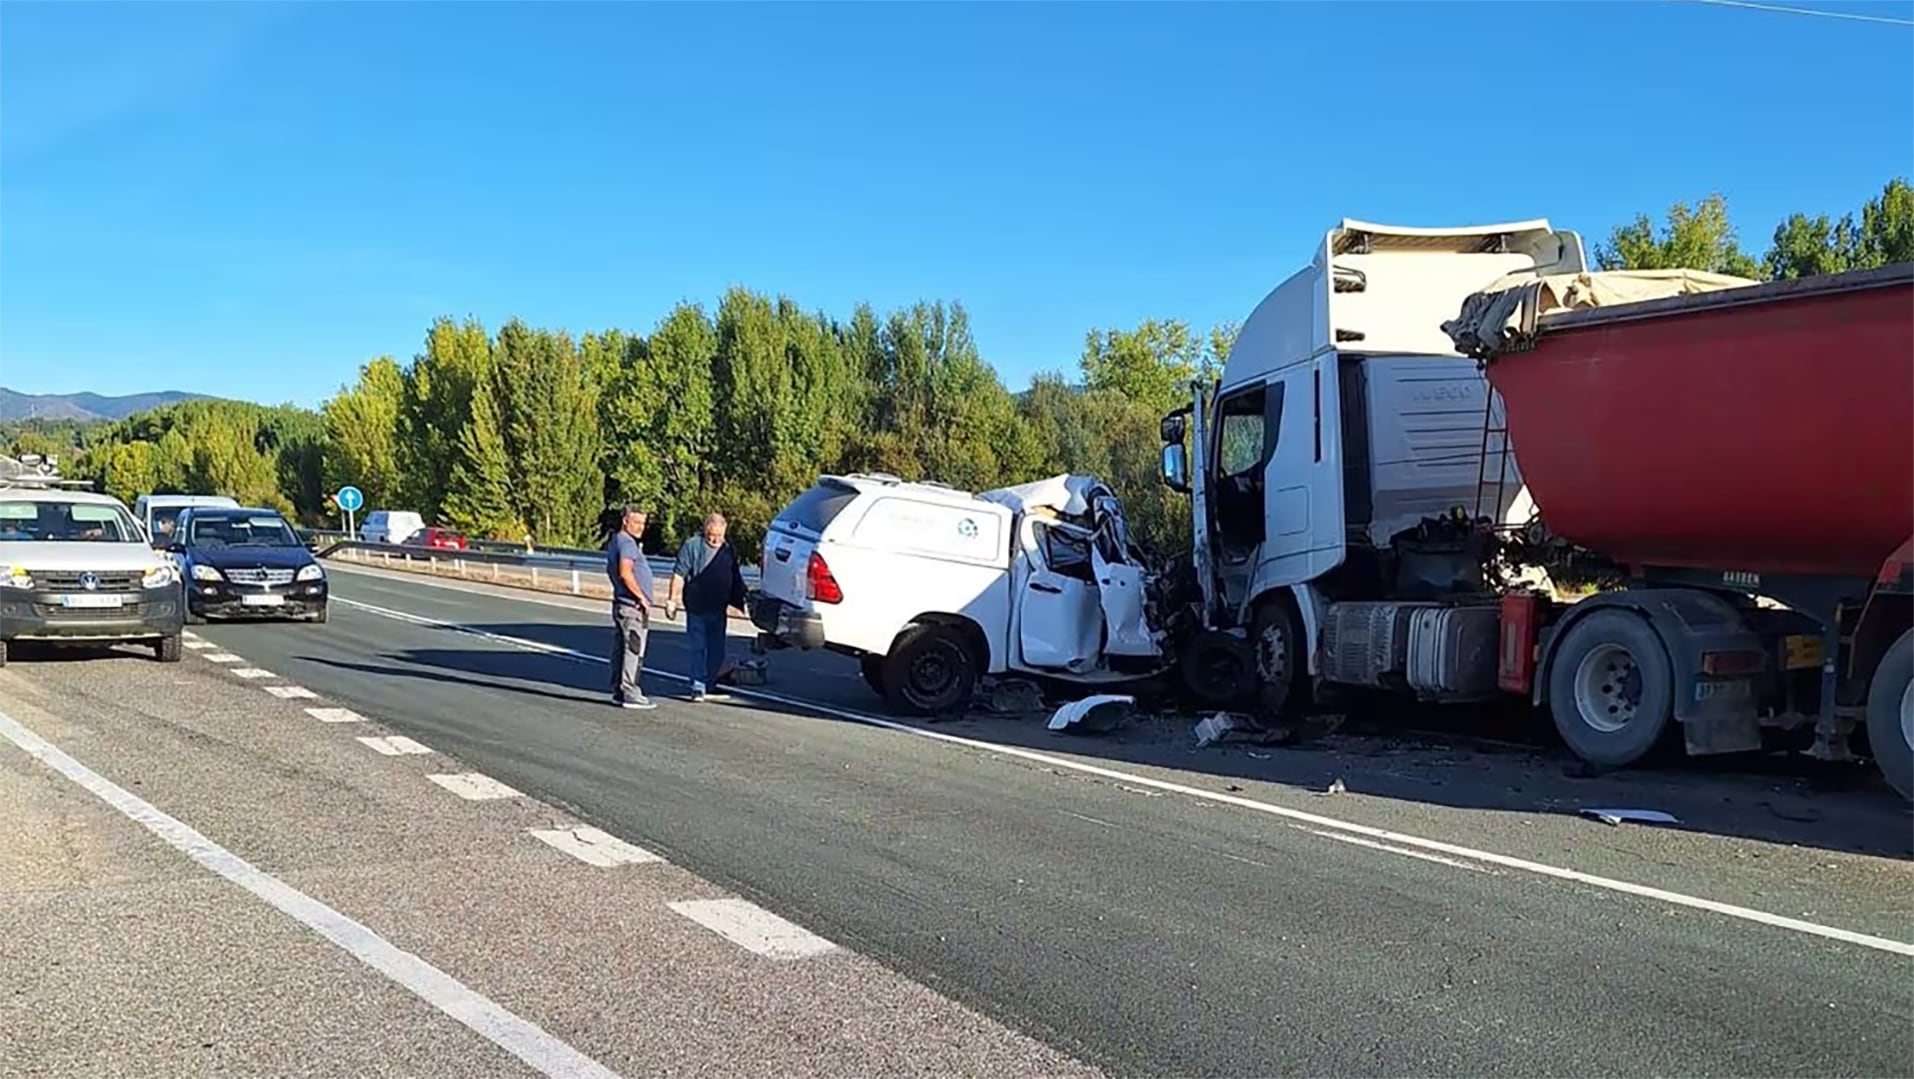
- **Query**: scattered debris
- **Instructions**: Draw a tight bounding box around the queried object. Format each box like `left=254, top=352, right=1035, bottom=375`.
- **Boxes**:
left=1193, top=712, right=1252, bottom=748
left=717, top=657, right=768, bottom=686
left=1578, top=807, right=1681, bottom=827
left=1047, top=694, right=1136, bottom=733
left=1325, top=778, right=1346, bottom=796
left=1246, top=752, right=1272, bottom=760
left=982, top=679, right=1046, bottom=715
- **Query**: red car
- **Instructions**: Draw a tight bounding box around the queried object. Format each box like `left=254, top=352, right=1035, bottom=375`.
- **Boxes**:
left=408, top=527, right=469, bottom=551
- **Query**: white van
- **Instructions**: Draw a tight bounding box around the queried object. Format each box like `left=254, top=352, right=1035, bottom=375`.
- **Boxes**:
left=134, top=493, right=240, bottom=547
left=751, top=473, right=1164, bottom=714
left=359, top=510, right=425, bottom=545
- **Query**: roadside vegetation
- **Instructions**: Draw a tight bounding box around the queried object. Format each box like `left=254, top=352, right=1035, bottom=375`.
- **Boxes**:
left=5, top=178, right=1908, bottom=552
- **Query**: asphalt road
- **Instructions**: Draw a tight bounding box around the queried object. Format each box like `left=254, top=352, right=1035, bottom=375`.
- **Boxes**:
left=7, top=562, right=1911, bottom=1076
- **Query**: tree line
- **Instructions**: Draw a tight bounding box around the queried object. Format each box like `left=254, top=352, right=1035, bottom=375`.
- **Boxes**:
left=6, top=176, right=1907, bottom=554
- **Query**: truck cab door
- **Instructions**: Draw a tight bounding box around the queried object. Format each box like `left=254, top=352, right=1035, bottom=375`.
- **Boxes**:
left=1015, top=518, right=1102, bottom=672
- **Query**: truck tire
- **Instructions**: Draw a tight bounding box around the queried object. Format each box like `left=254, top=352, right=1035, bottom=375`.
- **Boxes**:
left=1251, top=598, right=1307, bottom=717
left=0, top=639, right=8, bottom=668
left=1547, top=609, right=1674, bottom=768
left=882, top=623, right=977, bottom=716
left=1864, top=627, right=1913, bottom=802
left=153, top=633, right=183, bottom=664
left=859, top=654, right=886, bottom=697
left=1179, top=629, right=1255, bottom=708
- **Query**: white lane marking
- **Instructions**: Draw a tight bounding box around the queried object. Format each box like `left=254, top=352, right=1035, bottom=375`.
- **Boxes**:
left=232, top=668, right=276, bottom=680
left=331, top=594, right=1914, bottom=959
left=0, top=706, right=622, bottom=1079
left=428, top=772, right=521, bottom=800
left=265, top=685, right=318, bottom=700
left=357, top=735, right=434, bottom=756
left=184, top=640, right=215, bottom=650
left=669, top=897, right=838, bottom=960
left=305, top=707, right=367, bottom=723
left=181, top=630, right=201, bottom=640
left=1300, top=827, right=1495, bottom=874
left=530, top=826, right=664, bottom=868
left=204, top=653, right=243, bottom=663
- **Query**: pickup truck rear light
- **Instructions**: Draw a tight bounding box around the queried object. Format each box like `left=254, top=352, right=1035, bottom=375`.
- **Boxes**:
left=806, top=551, right=843, bottom=605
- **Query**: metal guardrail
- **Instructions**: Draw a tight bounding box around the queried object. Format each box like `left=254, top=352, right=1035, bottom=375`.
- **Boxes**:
left=314, top=538, right=759, bottom=593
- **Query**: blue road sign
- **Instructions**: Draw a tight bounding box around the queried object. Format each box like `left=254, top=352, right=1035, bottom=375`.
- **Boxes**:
left=335, top=485, right=365, bottom=513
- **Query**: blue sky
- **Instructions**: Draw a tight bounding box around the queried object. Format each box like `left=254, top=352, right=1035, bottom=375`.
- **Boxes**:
left=3, top=0, right=1910, bottom=409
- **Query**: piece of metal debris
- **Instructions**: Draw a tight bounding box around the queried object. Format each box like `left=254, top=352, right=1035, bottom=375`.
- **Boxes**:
left=1193, top=712, right=1254, bottom=748
left=983, top=679, right=1046, bottom=715
left=1578, top=808, right=1681, bottom=827
left=1325, top=777, right=1346, bottom=795
left=1048, top=694, right=1135, bottom=733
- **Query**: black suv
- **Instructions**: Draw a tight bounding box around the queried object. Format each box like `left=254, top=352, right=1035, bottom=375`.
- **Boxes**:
left=169, top=507, right=329, bottom=623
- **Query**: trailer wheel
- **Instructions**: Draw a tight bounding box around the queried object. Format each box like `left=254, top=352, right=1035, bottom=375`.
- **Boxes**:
left=1864, top=627, right=1913, bottom=802
left=882, top=623, right=977, bottom=716
left=1547, top=609, right=1673, bottom=768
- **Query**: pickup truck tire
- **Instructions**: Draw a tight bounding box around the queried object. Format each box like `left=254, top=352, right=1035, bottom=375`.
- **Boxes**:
left=1864, top=627, right=1913, bottom=802
left=154, top=633, right=183, bottom=663
left=882, top=623, right=977, bottom=716
left=1547, top=609, right=1673, bottom=768
left=859, top=654, right=886, bottom=697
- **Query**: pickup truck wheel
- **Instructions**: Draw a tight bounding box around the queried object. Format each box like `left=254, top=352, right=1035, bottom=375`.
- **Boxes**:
left=154, top=633, right=183, bottom=663
left=1864, top=627, right=1913, bottom=802
left=882, top=624, right=977, bottom=716
left=859, top=655, right=886, bottom=697
left=1547, top=609, right=1672, bottom=768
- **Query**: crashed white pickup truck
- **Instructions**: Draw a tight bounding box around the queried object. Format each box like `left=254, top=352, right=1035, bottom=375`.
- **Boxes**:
left=748, top=472, right=1166, bottom=714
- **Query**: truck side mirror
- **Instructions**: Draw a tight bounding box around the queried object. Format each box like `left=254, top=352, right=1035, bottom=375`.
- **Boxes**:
left=1159, top=445, right=1190, bottom=493
left=1160, top=413, right=1187, bottom=444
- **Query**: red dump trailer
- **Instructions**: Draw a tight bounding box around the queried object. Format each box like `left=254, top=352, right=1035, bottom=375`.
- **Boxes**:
left=1463, top=263, right=1913, bottom=799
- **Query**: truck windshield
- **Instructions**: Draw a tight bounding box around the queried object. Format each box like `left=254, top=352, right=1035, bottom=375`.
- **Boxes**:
left=0, top=501, right=143, bottom=543
left=188, top=515, right=302, bottom=548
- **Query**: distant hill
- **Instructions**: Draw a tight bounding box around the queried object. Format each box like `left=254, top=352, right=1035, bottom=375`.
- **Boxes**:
left=0, top=387, right=212, bottom=423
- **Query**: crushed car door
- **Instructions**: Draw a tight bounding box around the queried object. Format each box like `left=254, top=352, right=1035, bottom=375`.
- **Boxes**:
left=1016, top=517, right=1102, bottom=672
left=1084, top=491, right=1157, bottom=657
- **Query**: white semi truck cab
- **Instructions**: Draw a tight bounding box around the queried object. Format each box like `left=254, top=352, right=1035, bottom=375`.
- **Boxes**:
left=1157, top=218, right=1586, bottom=715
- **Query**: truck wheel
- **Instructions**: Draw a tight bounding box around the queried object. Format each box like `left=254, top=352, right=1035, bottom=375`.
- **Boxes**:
left=1864, top=627, right=1913, bottom=802
left=1547, top=609, right=1673, bottom=768
left=0, top=640, right=8, bottom=668
left=859, top=654, right=886, bottom=697
left=1179, top=629, right=1254, bottom=708
left=1251, top=598, right=1307, bottom=717
left=882, top=623, right=977, bottom=716
left=154, top=634, right=183, bottom=664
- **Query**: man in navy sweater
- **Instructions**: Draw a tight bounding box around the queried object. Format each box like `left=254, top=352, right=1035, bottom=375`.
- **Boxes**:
left=664, top=512, right=748, bottom=702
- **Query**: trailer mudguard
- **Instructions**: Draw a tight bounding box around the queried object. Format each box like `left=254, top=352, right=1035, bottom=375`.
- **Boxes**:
left=1537, top=588, right=1768, bottom=755
left=1849, top=535, right=1914, bottom=689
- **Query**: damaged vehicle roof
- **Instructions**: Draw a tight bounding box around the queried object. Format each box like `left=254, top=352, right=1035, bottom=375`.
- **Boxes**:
left=978, top=474, right=1117, bottom=519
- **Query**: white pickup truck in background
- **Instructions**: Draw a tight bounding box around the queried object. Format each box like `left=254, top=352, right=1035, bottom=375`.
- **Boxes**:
left=749, top=472, right=1164, bottom=714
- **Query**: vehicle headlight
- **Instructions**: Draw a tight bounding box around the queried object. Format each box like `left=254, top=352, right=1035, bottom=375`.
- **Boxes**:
left=142, top=564, right=179, bottom=589
left=296, top=564, right=325, bottom=582
left=191, top=564, right=224, bottom=582
left=0, top=566, right=31, bottom=590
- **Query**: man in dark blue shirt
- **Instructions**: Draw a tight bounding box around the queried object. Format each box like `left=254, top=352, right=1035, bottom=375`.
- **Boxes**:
left=664, top=512, right=747, bottom=702
left=605, top=504, right=656, bottom=709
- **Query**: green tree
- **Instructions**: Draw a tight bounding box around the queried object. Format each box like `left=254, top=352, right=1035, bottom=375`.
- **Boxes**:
left=499, top=327, right=603, bottom=544
left=322, top=357, right=406, bottom=512
left=441, top=368, right=520, bottom=539
left=1080, top=318, right=1207, bottom=414
left=399, top=317, right=492, bottom=517
left=99, top=442, right=158, bottom=503
left=1595, top=192, right=1762, bottom=278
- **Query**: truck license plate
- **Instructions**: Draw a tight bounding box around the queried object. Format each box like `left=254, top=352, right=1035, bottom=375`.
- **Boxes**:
left=1782, top=634, right=1823, bottom=671
left=60, top=593, right=125, bottom=609
left=241, top=594, right=285, bottom=607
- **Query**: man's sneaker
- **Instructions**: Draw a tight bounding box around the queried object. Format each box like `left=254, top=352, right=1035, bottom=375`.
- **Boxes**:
left=689, top=681, right=707, bottom=702
left=620, top=694, right=657, bottom=710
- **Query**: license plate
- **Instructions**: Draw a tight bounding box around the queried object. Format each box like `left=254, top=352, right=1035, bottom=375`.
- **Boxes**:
left=241, top=594, right=286, bottom=607
left=60, top=593, right=125, bottom=609
left=1783, top=634, right=1823, bottom=671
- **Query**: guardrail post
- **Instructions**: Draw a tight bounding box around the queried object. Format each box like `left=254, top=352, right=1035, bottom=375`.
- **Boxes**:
left=381, top=550, right=390, bottom=566
left=492, top=562, right=499, bottom=581
left=531, top=565, right=539, bottom=587
left=570, top=568, right=580, bottom=594
left=456, top=558, right=466, bottom=577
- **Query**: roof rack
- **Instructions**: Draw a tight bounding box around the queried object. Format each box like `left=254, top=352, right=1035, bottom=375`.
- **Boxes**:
left=0, top=454, right=96, bottom=491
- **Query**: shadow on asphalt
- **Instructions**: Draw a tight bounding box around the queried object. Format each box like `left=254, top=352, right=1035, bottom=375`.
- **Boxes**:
left=103, top=612, right=1908, bottom=863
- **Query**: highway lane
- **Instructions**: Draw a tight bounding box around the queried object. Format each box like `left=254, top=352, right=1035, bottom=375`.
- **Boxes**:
left=164, top=564, right=1914, bottom=1077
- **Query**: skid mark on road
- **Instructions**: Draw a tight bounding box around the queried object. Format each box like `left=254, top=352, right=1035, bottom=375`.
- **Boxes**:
left=330, top=593, right=1914, bottom=959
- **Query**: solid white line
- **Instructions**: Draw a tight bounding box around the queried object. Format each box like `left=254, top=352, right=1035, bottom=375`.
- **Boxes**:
left=1300, top=827, right=1494, bottom=874
left=265, top=685, right=318, bottom=700
left=330, top=594, right=1914, bottom=958
left=305, top=707, right=367, bottom=723
left=668, top=897, right=838, bottom=960
left=428, top=772, right=521, bottom=801
left=0, top=706, right=622, bottom=1079
left=357, top=735, right=434, bottom=756
left=529, top=826, right=664, bottom=868
left=204, top=653, right=243, bottom=663
left=232, top=668, right=276, bottom=680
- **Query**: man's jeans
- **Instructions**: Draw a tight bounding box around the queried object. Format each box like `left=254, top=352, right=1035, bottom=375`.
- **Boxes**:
left=611, top=602, right=649, bottom=700
left=686, top=609, right=727, bottom=687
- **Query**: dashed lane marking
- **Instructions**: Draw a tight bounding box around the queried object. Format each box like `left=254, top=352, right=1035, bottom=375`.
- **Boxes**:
left=184, top=640, right=215, bottom=650
left=428, top=772, right=522, bottom=801
left=232, top=668, right=276, bottom=680
left=204, top=653, right=243, bottom=664
left=357, top=735, right=434, bottom=756
left=0, top=706, right=623, bottom=1079
left=332, top=592, right=1914, bottom=959
left=669, top=897, right=839, bottom=960
left=305, top=707, right=367, bottom=723
left=529, top=826, right=664, bottom=868
left=265, top=685, right=318, bottom=700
